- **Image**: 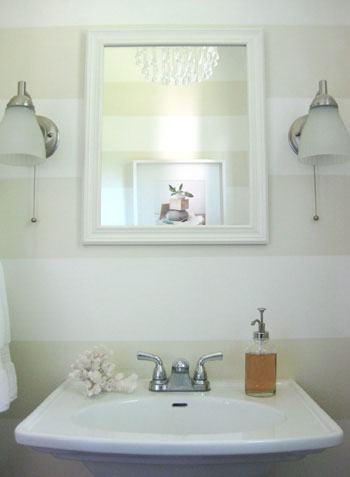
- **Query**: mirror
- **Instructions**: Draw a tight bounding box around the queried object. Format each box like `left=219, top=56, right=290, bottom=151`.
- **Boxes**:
left=84, top=30, right=267, bottom=244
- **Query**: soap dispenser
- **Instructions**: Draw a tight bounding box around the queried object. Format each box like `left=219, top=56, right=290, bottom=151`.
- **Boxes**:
left=245, top=308, right=277, bottom=397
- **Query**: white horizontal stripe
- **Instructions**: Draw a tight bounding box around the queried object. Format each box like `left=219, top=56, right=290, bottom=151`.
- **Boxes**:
left=0, top=97, right=350, bottom=178
left=3, top=256, right=350, bottom=341
left=0, top=0, right=349, bottom=27
left=103, top=116, right=249, bottom=152
left=0, top=99, right=84, bottom=179
left=267, top=98, right=350, bottom=176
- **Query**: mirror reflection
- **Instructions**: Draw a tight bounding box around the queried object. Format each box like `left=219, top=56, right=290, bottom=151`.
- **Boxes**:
left=101, top=45, right=249, bottom=226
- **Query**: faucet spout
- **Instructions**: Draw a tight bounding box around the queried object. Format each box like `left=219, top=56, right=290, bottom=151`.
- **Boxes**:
left=165, top=358, right=193, bottom=391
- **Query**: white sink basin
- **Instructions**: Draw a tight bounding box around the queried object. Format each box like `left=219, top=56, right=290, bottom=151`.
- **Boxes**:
left=74, top=395, right=285, bottom=435
left=15, top=379, right=343, bottom=477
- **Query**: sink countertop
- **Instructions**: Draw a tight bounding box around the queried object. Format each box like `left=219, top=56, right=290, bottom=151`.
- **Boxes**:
left=15, top=379, right=343, bottom=457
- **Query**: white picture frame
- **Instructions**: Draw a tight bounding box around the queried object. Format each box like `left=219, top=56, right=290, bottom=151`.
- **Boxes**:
left=133, top=160, right=225, bottom=226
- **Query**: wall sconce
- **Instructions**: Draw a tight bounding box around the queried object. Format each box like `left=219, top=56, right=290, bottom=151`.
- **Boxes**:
left=0, top=81, right=60, bottom=222
left=288, top=80, right=350, bottom=220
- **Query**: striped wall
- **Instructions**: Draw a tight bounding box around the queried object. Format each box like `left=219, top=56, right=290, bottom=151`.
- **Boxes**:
left=0, top=1, right=350, bottom=476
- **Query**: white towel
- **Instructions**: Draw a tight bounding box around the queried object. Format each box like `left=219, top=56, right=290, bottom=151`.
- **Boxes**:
left=0, top=263, right=17, bottom=412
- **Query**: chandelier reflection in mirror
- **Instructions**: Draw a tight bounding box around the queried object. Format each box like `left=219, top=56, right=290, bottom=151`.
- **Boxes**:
left=135, top=46, right=219, bottom=85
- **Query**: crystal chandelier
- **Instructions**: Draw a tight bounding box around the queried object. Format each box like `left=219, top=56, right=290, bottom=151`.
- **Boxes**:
left=135, top=46, right=219, bottom=86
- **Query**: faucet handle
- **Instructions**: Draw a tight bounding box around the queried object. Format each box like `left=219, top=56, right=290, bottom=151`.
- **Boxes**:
left=193, top=352, right=223, bottom=383
left=137, top=352, right=167, bottom=382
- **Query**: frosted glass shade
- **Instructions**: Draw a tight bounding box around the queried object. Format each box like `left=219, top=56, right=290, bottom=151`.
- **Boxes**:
left=0, top=106, right=46, bottom=166
left=298, top=106, right=350, bottom=165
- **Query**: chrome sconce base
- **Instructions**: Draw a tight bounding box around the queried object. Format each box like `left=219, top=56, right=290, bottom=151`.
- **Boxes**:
left=288, top=115, right=308, bottom=155
left=37, top=115, right=60, bottom=159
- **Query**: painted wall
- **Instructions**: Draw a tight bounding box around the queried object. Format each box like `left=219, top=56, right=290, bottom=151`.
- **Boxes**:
left=0, top=1, right=350, bottom=476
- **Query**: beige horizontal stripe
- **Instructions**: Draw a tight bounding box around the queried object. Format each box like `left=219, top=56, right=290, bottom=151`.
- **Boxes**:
left=102, top=151, right=249, bottom=188
left=3, top=338, right=350, bottom=420
left=0, top=26, right=349, bottom=100
left=0, top=175, right=349, bottom=257
left=103, top=81, right=248, bottom=116
left=0, top=27, right=84, bottom=100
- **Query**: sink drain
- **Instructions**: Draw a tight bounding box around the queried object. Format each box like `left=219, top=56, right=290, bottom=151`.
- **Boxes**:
left=172, top=403, right=188, bottom=407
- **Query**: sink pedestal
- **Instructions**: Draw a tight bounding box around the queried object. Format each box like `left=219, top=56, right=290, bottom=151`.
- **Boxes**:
left=52, top=449, right=309, bottom=477
left=84, top=461, right=272, bottom=477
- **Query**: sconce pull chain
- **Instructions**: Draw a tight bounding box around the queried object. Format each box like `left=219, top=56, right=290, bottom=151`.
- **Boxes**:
left=313, top=165, right=319, bottom=221
left=31, top=166, right=37, bottom=223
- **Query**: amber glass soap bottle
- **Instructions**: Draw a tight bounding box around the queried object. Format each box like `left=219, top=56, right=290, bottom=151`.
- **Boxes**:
left=245, top=308, right=276, bottom=397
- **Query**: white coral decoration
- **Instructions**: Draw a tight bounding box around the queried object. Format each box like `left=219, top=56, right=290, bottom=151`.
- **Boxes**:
left=69, top=346, right=138, bottom=397
left=114, top=372, right=138, bottom=393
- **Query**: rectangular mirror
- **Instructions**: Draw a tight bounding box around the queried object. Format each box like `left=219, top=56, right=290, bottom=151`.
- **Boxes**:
left=84, top=29, right=267, bottom=244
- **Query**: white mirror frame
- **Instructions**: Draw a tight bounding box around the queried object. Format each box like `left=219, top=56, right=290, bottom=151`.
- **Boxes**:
left=83, top=29, right=267, bottom=244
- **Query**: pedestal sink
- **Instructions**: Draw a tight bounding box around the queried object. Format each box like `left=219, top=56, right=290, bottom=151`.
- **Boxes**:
left=15, top=379, right=343, bottom=477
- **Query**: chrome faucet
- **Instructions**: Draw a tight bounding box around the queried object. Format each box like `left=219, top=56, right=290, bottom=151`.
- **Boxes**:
left=137, top=351, right=223, bottom=392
